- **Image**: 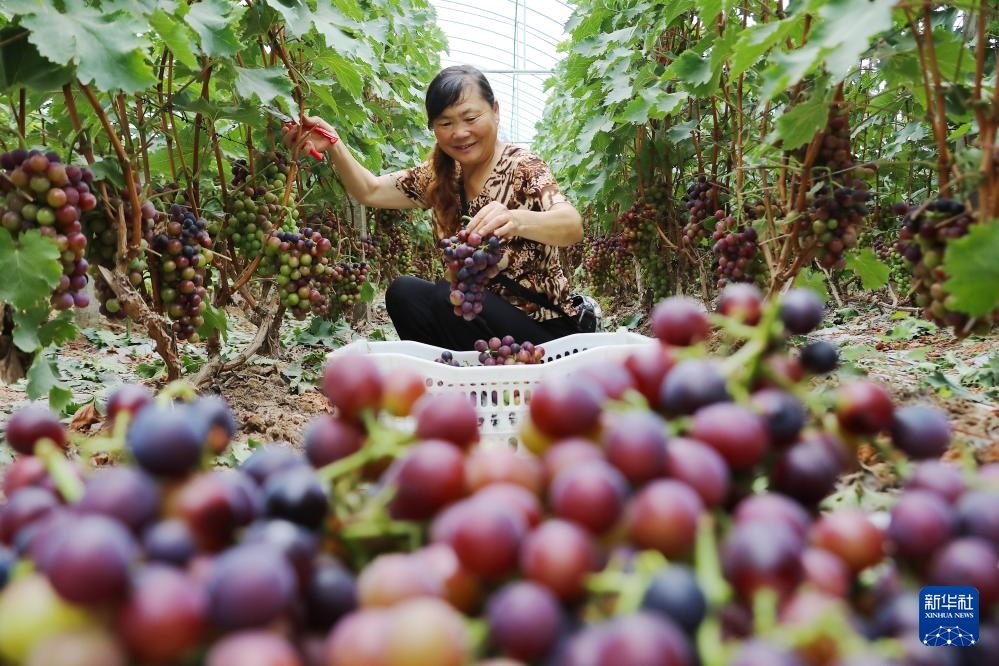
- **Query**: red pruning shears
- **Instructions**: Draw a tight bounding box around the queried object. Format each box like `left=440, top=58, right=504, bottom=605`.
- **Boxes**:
left=266, top=107, right=338, bottom=161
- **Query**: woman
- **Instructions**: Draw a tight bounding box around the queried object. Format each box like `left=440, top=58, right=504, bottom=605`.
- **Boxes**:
left=284, top=65, right=584, bottom=351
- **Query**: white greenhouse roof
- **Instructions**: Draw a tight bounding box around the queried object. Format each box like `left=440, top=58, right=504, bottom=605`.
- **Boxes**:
left=429, top=0, right=573, bottom=147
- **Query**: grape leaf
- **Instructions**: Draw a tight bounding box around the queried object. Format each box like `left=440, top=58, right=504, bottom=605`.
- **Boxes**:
left=792, top=267, right=829, bottom=301
left=186, top=0, right=243, bottom=57
left=0, top=229, right=62, bottom=309
left=845, top=248, right=889, bottom=291
left=197, top=303, right=229, bottom=344
left=775, top=91, right=831, bottom=150
left=262, top=0, right=314, bottom=38
left=148, top=8, right=199, bottom=70
left=39, top=310, right=78, bottom=348
left=0, top=26, right=73, bottom=92
left=234, top=66, right=295, bottom=106
left=809, top=0, right=896, bottom=82
left=12, top=305, right=50, bottom=353
left=19, top=0, right=156, bottom=93
left=942, top=221, right=999, bottom=317
left=359, top=280, right=375, bottom=303
left=26, top=350, right=72, bottom=413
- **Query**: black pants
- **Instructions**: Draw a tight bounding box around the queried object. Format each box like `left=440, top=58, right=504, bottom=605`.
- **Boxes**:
left=385, top=276, right=580, bottom=351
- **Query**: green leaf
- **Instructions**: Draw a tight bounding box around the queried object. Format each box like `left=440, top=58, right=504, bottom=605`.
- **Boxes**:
left=942, top=221, right=999, bottom=317
left=317, top=53, right=364, bottom=98
left=262, top=0, right=314, bottom=38
left=197, top=303, right=229, bottom=343
left=667, top=49, right=714, bottom=89
left=810, top=0, right=897, bottom=81
left=148, top=8, right=199, bottom=70
left=775, top=89, right=831, bottom=150
left=234, top=66, right=295, bottom=106
left=730, top=18, right=800, bottom=78
left=186, top=0, right=243, bottom=57
left=38, top=310, right=77, bottom=348
left=359, top=280, right=375, bottom=303
left=0, top=26, right=73, bottom=92
left=792, top=267, right=829, bottom=301
left=26, top=350, right=72, bottom=412
left=0, top=229, right=62, bottom=309
left=845, top=248, right=889, bottom=291
left=12, top=305, right=50, bottom=352
left=20, top=0, right=156, bottom=93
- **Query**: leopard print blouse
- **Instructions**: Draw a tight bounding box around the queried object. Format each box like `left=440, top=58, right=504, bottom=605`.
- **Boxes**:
left=390, top=143, right=577, bottom=322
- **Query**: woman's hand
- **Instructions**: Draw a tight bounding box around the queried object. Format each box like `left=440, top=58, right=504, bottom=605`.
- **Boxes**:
left=465, top=201, right=523, bottom=241
left=281, top=116, right=340, bottom=155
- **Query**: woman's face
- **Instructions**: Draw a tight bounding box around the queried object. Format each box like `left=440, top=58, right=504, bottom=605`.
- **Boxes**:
left=431, top=91, right=499, bottom=168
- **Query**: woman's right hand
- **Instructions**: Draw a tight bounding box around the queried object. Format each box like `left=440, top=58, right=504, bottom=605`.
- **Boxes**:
left=281, top=116, right=340, bottom=155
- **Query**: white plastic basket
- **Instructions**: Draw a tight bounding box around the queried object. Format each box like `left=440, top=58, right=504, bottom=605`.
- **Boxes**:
left=328, top=330, right=656, bottom=445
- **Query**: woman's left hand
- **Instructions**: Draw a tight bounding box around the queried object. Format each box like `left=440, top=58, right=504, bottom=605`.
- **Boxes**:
left=465, top=201, right=523, bottom=240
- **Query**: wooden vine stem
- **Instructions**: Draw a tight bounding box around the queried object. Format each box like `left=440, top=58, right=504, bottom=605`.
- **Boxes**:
left=191, top=292, right=283, bottom=389
left=97, top=266, right=181, bottom=381
left=78, top=82, right=144, bottom=248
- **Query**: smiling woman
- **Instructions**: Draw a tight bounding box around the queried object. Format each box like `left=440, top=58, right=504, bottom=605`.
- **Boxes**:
left=283, top=65, right=586, bottom=351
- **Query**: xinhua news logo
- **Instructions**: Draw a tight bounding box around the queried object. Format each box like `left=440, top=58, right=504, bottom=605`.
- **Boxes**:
left=919, top=586, right=979, bottom=647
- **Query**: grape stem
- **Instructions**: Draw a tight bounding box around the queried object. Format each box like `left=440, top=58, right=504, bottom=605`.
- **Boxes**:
left=316, top=410, right=411, bottom=483
left=35, top=439, right=84, bottom=503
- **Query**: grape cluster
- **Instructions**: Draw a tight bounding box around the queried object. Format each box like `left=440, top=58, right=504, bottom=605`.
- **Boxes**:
left=440, top=225, right=503, bottom=321
left=681, top=174, right=719, bottom=247
left=318, top=260, right=370, bottom=322
left=434, top=350, right=461, bottom=366
left=0, top=149, right=95, bottom=310
left=796, top=101, right=873, bottom=270
left=711, top=216, right=764, bottom=288
left=370, top=210, right=415, bottom=283
left=226, top=158, right=296, bottom=261
left=620, top=201, right=669, bottom=300
left=475, top=336, right=544, bottom=365
left=259, top=228, right=334, bottom=319
left=896, top=198, right=996, bottom=335
left=861, top=225, right=907, bottom=287
left=82, top=198, right=157, bottom=319
left=151, top=206, right=212, bottom=342
left=583, top=234, right=634, bottom=297
left=2, top=286, right=998, bottom=665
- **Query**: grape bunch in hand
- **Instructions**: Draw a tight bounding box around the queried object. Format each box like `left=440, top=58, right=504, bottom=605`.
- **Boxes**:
left=440, top=217, right=503, bottom=321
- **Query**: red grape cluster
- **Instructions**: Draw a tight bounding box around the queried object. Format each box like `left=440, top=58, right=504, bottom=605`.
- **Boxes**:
left=317, top=260, right=369, bottom=322
left=475, top=336, right=544, bottom=365
left=440, top=225, right=503, bottom=321
left=152, top=205, right=212, bottom=342
left=226, top=158, right=295, bottom=261
left=258, top=228, right=334, bottom=319
left=896, top=198, right=995, bottom=335
left=0, top=148, right=96, bottom=310
left=711, top=215, right=764, bottom=288
left=682, top=174, right=720, bottom=247
left=583, top=234, right=634, bottom=297
left=620, top=201, right=669, bottom=300
left=796, top=101, right=872, bottom=270
left=370, top=210, right=415, bottom=283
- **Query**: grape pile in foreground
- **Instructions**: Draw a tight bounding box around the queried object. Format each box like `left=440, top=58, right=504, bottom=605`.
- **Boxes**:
left=0, top=149, right=96, bottom=310
left=440, top=222, right=503, bottom=321
left=1, top=287, right=996, bottom=666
